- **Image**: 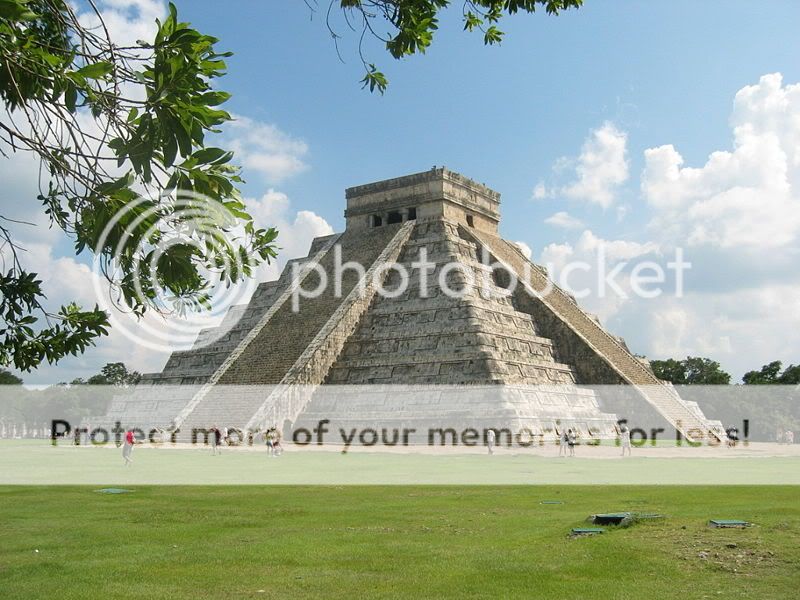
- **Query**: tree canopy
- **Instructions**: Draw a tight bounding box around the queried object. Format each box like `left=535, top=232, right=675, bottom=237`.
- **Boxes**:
left=652, top=356, right=800, bottom=386
left=328, top=0, right=583, bottom=93
left=70, top=361, right=140, bottom=386
left=1, top=1, right=277, bottom=371
left=742, top=361, right=800, bottom=385
left=650, top=357, right=732, bottom=385
left=0, top=367, right=22, bottom=384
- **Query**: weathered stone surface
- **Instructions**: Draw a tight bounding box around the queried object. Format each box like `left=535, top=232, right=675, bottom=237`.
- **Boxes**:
left=460, top=226, right=724, bottom=440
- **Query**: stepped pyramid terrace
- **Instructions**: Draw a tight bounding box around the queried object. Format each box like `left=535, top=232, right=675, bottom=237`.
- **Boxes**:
left=100, top=168, right=724, bottom=444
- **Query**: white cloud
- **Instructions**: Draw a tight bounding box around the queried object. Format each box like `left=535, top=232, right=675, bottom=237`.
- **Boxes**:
left=624, top=73, right=800, bottom=377
left=573, top=230, right=659, bottom=263
left=621, top=283, right=800, bottom=379
left=560, top=122, right=629, bottom=208
left=532, top=122, right=629, bottom=208
left=226, top=116, right=310, bottom=183
left=245, top=190, right=334, bottom=282
left=91, top=189, right=333, bottom=379
left=642, top=73, right=800, bottom=249
left=527, top=74, right=800, bottom=379
left=531, top=182, right=548, bottom=200
left=541, top=230, right=658, bottom=270
left=544, top=211, right=585, bottom=230
left=539, top=230, right=660, bottom=322
left=77, top=0, right=165, bottom=51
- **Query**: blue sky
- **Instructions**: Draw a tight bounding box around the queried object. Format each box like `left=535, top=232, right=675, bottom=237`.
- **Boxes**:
left=178, top=0, right=800, bottom=237
left=4, top=0, right=800, bottom=383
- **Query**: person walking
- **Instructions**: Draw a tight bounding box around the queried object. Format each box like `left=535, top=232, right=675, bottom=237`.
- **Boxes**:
left=210, top=425, right=222, bottom=455
left=264, top=427, right=275, bottom=457
left=272, top=428, right=283, bottom=457
left=620, top=426, right=632, bottom=457
left=486, top=428, right=496, bottom=455
left=567, top=429, right=576, bottom=457
left=122, top=429, right=135, bottom=466
left=559, top=428, right=568, bottom=457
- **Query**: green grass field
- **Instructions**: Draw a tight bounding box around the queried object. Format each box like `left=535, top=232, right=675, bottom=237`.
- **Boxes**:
left=3, top=440, right=799, bottom=484
left=1, top=486, right=798, bottom=599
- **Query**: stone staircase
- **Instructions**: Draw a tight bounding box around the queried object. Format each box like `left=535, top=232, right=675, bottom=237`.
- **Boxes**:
left=139, top=255, right=319, bottom=386
left=246, top=221, right=416, bottom=431
left=324, top=220, right=582, bottom=386
left=170, top=234, right=343, bottom=439
left=173, top=223, right=413, bottom=438
left=465, top=227, right=723, bottom=443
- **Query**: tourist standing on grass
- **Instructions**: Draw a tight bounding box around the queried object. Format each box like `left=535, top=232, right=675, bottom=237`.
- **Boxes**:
left=486, top=428, right=496, bottom=455
left=272, top=428, right=283, bottom=457
left=210, top=425, right=222, bottom=455
left=620, top=426, right=632, bottom=457
left=264, top=428, right=275, bottom=456
left=567, top=429, right=576, bottom=457
left=559, top=429, right=568, bottom=457
left=122, top=429, right=135, bottom=466
left=726, top=427, right=738, bottom=448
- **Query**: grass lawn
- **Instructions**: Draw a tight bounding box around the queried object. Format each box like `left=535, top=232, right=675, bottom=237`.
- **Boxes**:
left=0, top=486, right=798, bottom=599
left=3, top=440, right=799, bottom=484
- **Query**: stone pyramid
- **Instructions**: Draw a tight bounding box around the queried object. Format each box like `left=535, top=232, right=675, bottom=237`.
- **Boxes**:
left=106, top=168, right=723, bottom=443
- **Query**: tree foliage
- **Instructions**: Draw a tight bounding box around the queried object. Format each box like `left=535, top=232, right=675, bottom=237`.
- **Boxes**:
left=653, top=356, right=800, bottom=386
left=0, top=1, right=277, bottom=371
left=325, top=0, right=583, bottom=93
left=650, top=356, right=732, bottom=385
left=742, top=361, right=800, bottom=385
left=70, top=361, right=140, bottom=386
left=0, top=367, right=22, bottom=384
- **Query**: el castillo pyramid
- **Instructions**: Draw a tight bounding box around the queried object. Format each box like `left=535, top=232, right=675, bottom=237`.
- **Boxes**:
left=103, top=168, right=723, bottom=443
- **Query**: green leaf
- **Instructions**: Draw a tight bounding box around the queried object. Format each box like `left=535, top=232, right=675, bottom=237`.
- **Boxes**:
left=0, top=0, right=37, bottom=21
left=484, top=26, right=505, bottom=45
left=174, top=122, right=192, bottom=158
left=198, top=91, right=231, bottom=106
left=76, top=61, right=113, bottom=80
left=64, top=82, right=78, bottom=113
left=162, top=135, right=178, bottom=168
left=360, top=65, right=388, bottom=94
left=191, top=147, right=229, bottom=165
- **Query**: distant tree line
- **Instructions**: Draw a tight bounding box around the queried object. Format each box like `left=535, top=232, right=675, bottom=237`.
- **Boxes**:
left=0, top=362, right=139, bottom=387
left=649, top=357, right=800, bottom=386
left=0, top=362, right=140, bottom=429
left=67, top=362, right=141, bottom=387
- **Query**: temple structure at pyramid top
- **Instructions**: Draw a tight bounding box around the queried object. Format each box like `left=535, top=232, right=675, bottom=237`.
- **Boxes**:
left=344, top=167, right=500, bottom=233
left=102, top=168, right=724, bottom=443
